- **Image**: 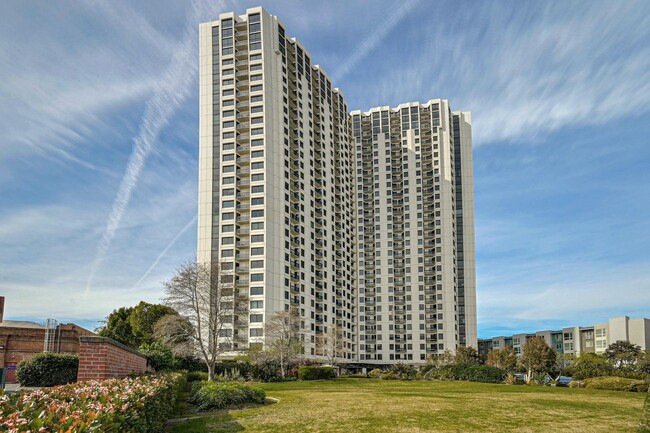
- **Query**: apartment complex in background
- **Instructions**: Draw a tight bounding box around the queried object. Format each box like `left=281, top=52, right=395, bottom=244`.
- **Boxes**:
left=197, top=6, right=476, bottom=365
left=477, top=316, right=650, bottom=358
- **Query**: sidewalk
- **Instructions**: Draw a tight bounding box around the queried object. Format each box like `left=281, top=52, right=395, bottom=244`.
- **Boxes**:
left=3, top=383, right=41, bottom=394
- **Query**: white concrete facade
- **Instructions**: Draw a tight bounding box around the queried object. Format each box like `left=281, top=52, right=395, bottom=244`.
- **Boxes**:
left=198, top=7, right=476, bottom=364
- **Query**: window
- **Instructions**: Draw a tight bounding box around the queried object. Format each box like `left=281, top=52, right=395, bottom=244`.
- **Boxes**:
left=251, top=117, right=264, bottom=124
left=251, top=139, right=264, bottom=147
left=222, top=212, right=234, bottom=220
left=250, top=314, right=263, bottom=323
left=222, top=224, right=234, bottom=232
left=251, top=150, right=264, bottom=158
left=252, top=210, right=264, bottom=218
left=221, top=249, right=233, bottom=257
left=250, top=74, right=263, bottom=81
left=222, top=200, right=234, bottom=208
left=250, top=328, right=263, bottom=337
left=251, top=105, right=263, bottom=113
left=250, top=300, right=263, bottom=309
left=222, top=154, right=234, bottom=161
left=251, top=234, right=264, bottom=243
left=222, top=120, right=235, bottom=128
left=251, top=273, right=264, bottom=282
left=252, top=162, right=264, bottom=170
left=251, top=185, right=264, bottom=193
left=222, top=165, right=234, bottom=173
left=251, top=95, right=263, bottom=102
left=222, top=177, right=234, bottom=184
left=222, top=188, right=234, bottom=196
left=221, top=237, right=234, bottom=245
left=251, top=221, right=264, bottom=230
left=222, top=109, right=234, bottom=117
left=251, top=197, right=264, bottom=206
left=250, top=260, right=264, bottom=268
left=250, top=286, right=264, bottom=295
left=251, top=84, right=263, bottom=92
left=251, top=247, right=264, bottom=255
left=222, top=79, right=234, bottom=86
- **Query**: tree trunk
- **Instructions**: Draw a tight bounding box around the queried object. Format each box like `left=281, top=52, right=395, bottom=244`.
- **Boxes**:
left=207, top=363, right=214, bottom=381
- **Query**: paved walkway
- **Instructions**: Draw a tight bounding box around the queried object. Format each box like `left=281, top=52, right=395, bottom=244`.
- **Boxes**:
left=3, top=383, right=41, bottom=394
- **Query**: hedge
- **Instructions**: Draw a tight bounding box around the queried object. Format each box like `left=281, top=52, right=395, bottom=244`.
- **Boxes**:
left=435, top=363, right=506, bottom=383
left=298, top=366, right=336, bottom=380
left=0, top=373, right=184, bottom=432
left=16, top=352, right=78, bottom=387
left=189, top=381, right=266, bottom=411
left=570, top=376, right=648, bottom=392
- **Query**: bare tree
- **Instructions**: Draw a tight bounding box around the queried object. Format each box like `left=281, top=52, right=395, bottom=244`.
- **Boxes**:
left=155, top=260, right=246, bottom=380
left=265, top=308, right=303, bottom=378
left=315, top=324, right=345, bottom=368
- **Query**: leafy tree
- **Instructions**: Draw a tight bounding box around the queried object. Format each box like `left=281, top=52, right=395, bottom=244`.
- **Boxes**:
left=97, top=301, right=176, bottom=348
left=265, top=308, right=303, bottom=378
left=156, top=260, right=247, bottom=381
left=486, top=346, right=517, bottom=371
left=97, top=306, right=136, bottom=347
left=129, top=301, right=176, bottom=346
left=454, top=346, right=481, bottom=365
left=520, top=336, right=556, bottom=383
left=569, top=352, right=612, bottom=380
left=604, top=340, right=642, bottom=368
left=139, top=341, right=175, bottom=371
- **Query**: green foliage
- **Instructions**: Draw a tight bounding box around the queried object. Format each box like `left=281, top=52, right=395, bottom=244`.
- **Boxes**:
left=454, top=346, right=481, bottom=365
left=565, top=352, right=613, bottom=380
left=387, top=363, right=417, bottom=380
left=98, top=301, right=176, bottom=348
left=605, top=340, right=642, bottom=368
left=298, top=366, right=336, bottom=380
left=16, top=352, right=78, bottom=387
left=487, top=347, right=517, bottom=372
left=187, top=371, right=209, bottom=382
left=503, top=372, right=524, bottom=385
left=0, top=373, right=183, bottom=432
left=431, top=363, right=506, bottom=383
left=572, top=376, right=648, bottom=392
left=521, top=336, right=556, bottom=380
left=139, top=341, right=175, bottom=371
left=368, top=368, right=384, bottom=379
left=214, top=360, right=253, bottom=378
left=189, top=381, right=266, bottom=411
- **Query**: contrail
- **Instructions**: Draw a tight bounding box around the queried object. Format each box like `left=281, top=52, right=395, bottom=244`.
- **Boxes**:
left=132, top=215, right=198, bottom=290
left=331, top=0, right=422, bottom=82
left=85, top=1, right=211, bottom=294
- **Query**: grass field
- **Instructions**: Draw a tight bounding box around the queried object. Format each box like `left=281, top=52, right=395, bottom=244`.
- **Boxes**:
left=169, top=378, right=646, bottom=433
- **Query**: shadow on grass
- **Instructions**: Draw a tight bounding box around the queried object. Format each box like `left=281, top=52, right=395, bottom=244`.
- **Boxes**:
left=167, top=411, right=245, bottom=433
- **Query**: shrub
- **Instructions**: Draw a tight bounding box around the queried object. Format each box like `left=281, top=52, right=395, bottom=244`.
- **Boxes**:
left=380, top=371, right=398, bottom=380
left=503, top=372, right=524, bottom=385
left=0, top=373, right=183, bottom=432
left=433, top=363, right=506, bottom=383
left=186, top=371, right=209, bottom=382
left=389, top=363, right=417, bottom=380
left=298, top=366, right=336, bottom=380
left=368, top=368, right=383, bottom=379
left=16, top=353, right=78, bottom=387
left=189, top=381, right=266, bottom=411
left=573, top=376, right=648, bottom=392
left=139, top=342, right=174, bottom=371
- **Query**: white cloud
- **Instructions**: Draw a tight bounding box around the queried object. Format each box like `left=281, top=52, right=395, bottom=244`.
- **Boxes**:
left=367, top=0, right=650, bottom=145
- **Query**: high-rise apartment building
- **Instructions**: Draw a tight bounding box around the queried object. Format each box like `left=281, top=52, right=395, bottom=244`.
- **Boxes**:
left=198, top=7, right=476, bottom=365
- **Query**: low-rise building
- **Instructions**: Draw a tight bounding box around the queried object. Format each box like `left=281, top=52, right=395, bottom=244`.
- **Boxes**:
left=479, top=316, right=649, bottom=358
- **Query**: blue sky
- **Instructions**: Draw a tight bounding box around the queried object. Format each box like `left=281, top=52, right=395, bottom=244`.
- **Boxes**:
left=1, top=0, right=649, bottom=338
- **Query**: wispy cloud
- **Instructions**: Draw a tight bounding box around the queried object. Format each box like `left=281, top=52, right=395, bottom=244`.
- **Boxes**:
left=84, top=2, right=207, bottom=293
left=331, top=0, right=422, bottom=83
left=132, top=215, right=197, bottom=290
left=362, top=1, right=650, bottom=144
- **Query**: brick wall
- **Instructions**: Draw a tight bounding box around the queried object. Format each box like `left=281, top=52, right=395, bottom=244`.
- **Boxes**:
left=77, top=336, right=150, bottom=381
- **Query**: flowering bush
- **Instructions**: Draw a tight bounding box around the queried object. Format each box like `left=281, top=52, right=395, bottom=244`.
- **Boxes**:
left=0, top=373, right=183, bottom=432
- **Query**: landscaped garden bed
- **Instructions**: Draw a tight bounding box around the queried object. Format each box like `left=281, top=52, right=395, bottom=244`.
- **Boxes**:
left=0, top=373, right=183, bottom=432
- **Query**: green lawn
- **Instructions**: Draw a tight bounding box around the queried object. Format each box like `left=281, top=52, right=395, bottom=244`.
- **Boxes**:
left=169, top=378, right=646, bottom=433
